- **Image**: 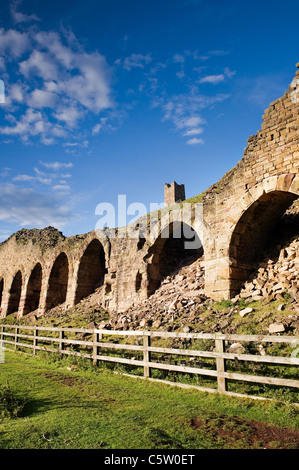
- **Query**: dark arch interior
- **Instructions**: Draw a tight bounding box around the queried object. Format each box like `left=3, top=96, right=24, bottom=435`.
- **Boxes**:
left=7, top=271, right=22, bottom=315
left=75, top=239, right=106, bottom=304
left=147, top=222, right=203, bottom=295
left=23, top=263, right=42, bottom=315
left=229, top=190, right=298, bottom=295
left=46, top=253, right=69, bottom=310
left=135, top=271, right=142, bottom=292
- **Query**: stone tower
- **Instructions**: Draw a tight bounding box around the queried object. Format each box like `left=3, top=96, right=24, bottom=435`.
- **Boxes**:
left=164, top=181, right=185, bottom=206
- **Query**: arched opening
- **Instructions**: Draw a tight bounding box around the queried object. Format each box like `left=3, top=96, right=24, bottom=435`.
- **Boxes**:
left=229, top=190, right=298, bottom=295
left=75, top=239, right=106, bottom=304
left=23, top=263, right=42, bottom=315
left=7, top=271, right=22, bottom=315
left=0, top=278, right=3, bottom=309
left=46, top=253, right=69, bottom=310
left=146, top=221, right=203, bottom=295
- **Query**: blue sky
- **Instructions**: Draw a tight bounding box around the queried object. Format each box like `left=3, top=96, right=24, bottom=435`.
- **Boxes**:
left=0, top=0, right=299, bottom=239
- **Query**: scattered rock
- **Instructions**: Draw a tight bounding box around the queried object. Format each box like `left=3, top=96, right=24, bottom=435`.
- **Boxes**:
left=228, top=342, right=246, bottom=354
left=239, top=307, right=253, bottom=317
left=67, top=365, right=79, bottom=371
left=268, top=323, right=285, bottom=334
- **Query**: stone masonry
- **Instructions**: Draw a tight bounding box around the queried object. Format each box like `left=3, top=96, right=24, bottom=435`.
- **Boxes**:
left=0, top=64, right=299, bottom=318
left=164, top=181, right=186, bottom=206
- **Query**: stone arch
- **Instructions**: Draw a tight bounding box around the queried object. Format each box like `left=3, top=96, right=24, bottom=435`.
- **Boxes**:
left=228, top=188, right=298, bottom=295
left=75, top=238, right=106, bottom=304
left=23, top=263, right=42, bottom=315
left=145, top=221, right=204, bottom=295
left=46, top=252, right=69, bottom=310
left=7, top=270, right=22, bottom=315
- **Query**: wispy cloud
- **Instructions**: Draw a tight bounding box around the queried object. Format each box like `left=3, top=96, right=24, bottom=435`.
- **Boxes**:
left=0, top=23, right=114, bottom=145
left=0, top=183, right=74, bottom=229
left=10, top=0, right=40, bottom=24
left=186, top=137, right=204, bottom=145
left=154, top=89, right=230, bottom=144
left=123, top=53, right=152, bottom=71
left=198, top=67, right=235, bottom=84
left=0, top=28, right=30, bottom=58
left=12, top=161, right=74, bottom=191
left=39, top=161, right=73, bottom=170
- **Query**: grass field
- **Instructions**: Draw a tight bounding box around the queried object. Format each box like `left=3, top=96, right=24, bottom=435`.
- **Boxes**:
left=0, top=350, right=298, bottom=450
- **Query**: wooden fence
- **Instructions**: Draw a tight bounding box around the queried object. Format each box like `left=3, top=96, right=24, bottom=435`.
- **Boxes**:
left=1, top=324, right=299, bottom=402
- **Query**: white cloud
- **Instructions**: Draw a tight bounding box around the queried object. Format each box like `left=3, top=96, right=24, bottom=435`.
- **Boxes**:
left=0, top=183, right=73, bottom=229
left=187, top=137, right=204, bottom=145
left=7, top=83, right=25, bottom=104
left=10, top=0, right=40, bottom=24
left=0, top=108, right=66, bottom=143
left=35, top=31, right=74, bottom=68
left=153, top=86, right=230, bottom=145
left=40, top=161, right=73, bottom=170
left=53, top=104, right=84, bottom=128
left=1, top=26, right=114, bottom=144
left=198, top=67, right=235, bottom=84
left=123, top=53, right=152, bottom=71
left=52, top=184, right=71, bottom=192
left=0, top=28, right=30, bottom=58
left=27, top=89, right=57, bottom=108
left=13, top=174, right=35, bottom=182
left=183, top=127, right=204, bottom=136
left=20, top=50, right=59, bottom=80
left=173, top=54, right=185, bottom=64
left=199, top=74, right=226, bottom=84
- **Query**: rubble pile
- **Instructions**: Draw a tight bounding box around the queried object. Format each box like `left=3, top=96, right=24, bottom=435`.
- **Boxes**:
left=102, top=256, right=206, bottom=331
left=236, top=235, right=299, bottom=308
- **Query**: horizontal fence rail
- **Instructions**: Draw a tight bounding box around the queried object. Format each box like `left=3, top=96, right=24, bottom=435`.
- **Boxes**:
left=1, top=324, right=299, bottom=402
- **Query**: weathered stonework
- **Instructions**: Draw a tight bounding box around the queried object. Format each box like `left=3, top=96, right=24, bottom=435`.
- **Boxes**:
left=164, top=181, right=186, bottom=206
left=0, top=65, right=299, bottom=318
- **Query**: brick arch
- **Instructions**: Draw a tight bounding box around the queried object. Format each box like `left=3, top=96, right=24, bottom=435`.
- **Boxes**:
left=228, top=184, right=299, bottom=296
left=7, top=270, right=23, bottom=315
left=74, top=238, right=106, bottom=304
left=23, top=262, right=42, bottom=315
left=145, top=220, right=204, bottom=295
left=45, top=252, right=69, bottom=310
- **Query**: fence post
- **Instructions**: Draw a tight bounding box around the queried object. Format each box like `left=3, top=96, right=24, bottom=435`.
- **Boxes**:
left=59, top=330, right=64, bottom=356
left=215, top=334, right=226, bottom=393
left=33, top=327, right=38, bottom=355
left=14, top=326, right=19, bottom=351
left=93, top=330, right=98, bottom=366
left=143, top=332, right=151, bottom=378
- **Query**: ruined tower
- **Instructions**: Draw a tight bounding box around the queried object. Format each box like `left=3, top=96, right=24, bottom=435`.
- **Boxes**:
left=164, top=181, right=186, bottom=206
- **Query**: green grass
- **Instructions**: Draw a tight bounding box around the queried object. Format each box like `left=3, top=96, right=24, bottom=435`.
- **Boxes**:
left=0, top=351, right=298, bottom=449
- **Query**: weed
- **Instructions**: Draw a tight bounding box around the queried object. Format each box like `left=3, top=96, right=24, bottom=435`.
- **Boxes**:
left=0, top=382, right=27, bottom=419
left=216, top=299, right=233, bottom=309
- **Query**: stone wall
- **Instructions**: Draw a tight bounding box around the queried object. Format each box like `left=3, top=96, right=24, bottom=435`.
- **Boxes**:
left=0, top=64, right=299, bottom=318
left=202, top=64, right=299, bottom=299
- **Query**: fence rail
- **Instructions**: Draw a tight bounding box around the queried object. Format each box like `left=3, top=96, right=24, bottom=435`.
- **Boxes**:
left=1, top=324, right=299, bottom=402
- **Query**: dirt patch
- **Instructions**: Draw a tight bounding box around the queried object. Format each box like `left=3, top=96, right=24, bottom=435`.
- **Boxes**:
left=191, top=415, right=299, bottom=449
left=43, top=373, right=81, bottom=388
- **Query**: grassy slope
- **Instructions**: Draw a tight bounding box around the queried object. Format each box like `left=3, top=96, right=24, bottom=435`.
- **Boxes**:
left=0, top=351, right=298, bottom=450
